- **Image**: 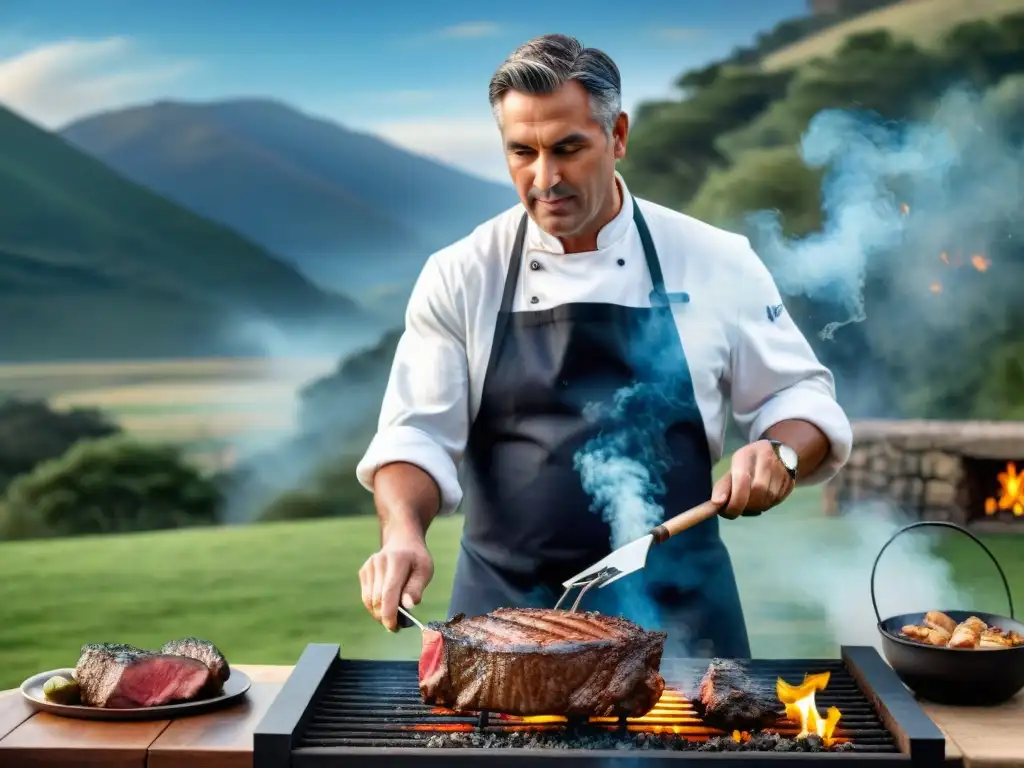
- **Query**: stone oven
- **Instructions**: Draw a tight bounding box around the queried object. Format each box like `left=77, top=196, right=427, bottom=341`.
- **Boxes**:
left=824, top=420, right=1024, bottom=530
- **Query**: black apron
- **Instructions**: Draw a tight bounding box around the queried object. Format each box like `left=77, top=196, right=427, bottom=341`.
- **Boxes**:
left=449, top=203, right=751, bottom=659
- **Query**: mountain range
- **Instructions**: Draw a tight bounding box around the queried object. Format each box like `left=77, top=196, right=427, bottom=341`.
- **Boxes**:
left=60, top=99, right=518, bottom=294
left=0, top=103, right=387, bottom=363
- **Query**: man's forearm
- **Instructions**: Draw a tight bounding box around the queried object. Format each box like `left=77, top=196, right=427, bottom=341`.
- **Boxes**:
left=372, top=462, right=443, bottom=545
left=761, top=419, right=831, bottom=480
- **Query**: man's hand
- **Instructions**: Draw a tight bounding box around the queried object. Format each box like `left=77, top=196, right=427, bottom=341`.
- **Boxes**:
left=711, top=440, right=795, bottom=520
left=359, top=536, right=434, bottom=632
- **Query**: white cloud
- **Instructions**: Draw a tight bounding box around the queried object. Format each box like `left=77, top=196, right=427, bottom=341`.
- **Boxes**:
left=439, top=22, right=501, bottom=39
left=371, top=116, right=511, bottom=184
left=0, top=36, right=194, bottom=128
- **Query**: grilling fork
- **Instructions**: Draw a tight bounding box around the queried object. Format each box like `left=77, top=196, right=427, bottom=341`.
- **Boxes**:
left=554, top=499, right=723, bottom=613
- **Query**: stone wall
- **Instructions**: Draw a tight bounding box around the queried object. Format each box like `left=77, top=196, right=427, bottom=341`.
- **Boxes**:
left=824, top=420, right=1024, bottom=527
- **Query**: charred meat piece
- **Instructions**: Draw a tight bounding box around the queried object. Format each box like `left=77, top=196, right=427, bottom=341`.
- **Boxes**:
left=694, top=659, right=784, bottom=732
left=900, top=625, right=950, bottom=646
left=418, top=608, right=666, bottom=717
left=75, top=642, right=211, bottom=708
left=161, top=638, right=230, bottom=692
left=924, top=611, right=957, bottom=635
left=948, top=616, right=987, bottom=649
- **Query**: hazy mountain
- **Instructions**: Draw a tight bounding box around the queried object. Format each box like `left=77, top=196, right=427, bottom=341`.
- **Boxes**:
left=0, top=103, right=375, bottom=363
left=60, top=99, right=518, bottom=292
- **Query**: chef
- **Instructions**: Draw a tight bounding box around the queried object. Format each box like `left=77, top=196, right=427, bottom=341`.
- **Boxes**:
left=356, top=34, right=852, bottom=658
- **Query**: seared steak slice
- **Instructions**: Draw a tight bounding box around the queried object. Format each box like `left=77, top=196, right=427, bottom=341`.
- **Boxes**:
left=75, top=642, right=212, bottom=708
left=419, top=608, right=666, bottom=717
left=161, top=637, right=230, bottom=692
left=693, top=659, right=783, bottom=732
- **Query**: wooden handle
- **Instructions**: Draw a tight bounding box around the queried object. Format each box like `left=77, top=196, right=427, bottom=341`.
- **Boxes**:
left=649, top=500, right=722, bottom=544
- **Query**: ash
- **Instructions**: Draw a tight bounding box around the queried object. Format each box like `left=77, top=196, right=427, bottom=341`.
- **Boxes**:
left=417, top=728, right=856, bottom=752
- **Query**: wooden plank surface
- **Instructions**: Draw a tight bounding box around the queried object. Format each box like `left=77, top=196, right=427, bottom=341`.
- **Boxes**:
left=147, top=666, right=291, bottom=768
left=922, top=693, right=1024, bottom=768
left=0, top=713, right=169, bottom=768
left=0, top=689, right=35, bottom=742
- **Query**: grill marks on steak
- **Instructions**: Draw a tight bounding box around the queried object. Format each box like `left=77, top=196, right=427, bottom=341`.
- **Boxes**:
left=75, top=643, right=212, bottom=708
left=419, top=608, right=667, bottom=717
left=694, top=659, right=783, bottom=732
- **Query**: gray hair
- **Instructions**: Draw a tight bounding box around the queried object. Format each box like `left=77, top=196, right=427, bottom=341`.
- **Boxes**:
left=488, top=34, right=622, bottom=134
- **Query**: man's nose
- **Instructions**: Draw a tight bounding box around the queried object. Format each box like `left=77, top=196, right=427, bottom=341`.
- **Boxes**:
left=533, top=153, right=561, bottom=193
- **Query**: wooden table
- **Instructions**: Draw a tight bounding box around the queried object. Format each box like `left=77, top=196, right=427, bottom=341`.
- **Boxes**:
left=0, top=664, right=1020, bottom=767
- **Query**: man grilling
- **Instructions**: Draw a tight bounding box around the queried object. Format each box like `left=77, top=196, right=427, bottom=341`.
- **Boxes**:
left=356, top=34, right=852, bottom=658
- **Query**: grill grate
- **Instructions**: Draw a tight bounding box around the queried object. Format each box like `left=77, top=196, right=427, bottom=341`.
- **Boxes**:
left=253, top=644, right=948, bottom=767
left=295, top=658, right=895, bottom=752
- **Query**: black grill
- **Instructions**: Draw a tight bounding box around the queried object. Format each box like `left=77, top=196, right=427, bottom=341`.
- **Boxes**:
left=254, top=644, right=948, bottom=767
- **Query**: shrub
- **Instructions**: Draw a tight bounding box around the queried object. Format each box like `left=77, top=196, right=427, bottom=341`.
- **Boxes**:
left=0, top=434, right=222, bottom=540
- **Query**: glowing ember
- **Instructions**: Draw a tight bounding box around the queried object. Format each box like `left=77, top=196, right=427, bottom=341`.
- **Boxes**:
left=776, top=672, right=841, bottom=748
left=971, top=254, right=991, bottom=272
left=939, top=251, right=950, bottom=265
left=732, top=730, right=752, bottom=743
left=929, top=282, right=942, bottom=294
left=984, top=462, right=1024, bottom=517
left=899, top=203, right=910, bottom=215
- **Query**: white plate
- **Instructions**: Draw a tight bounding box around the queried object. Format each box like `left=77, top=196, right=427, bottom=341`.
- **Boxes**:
left=20, top=667, right=252, bottom=721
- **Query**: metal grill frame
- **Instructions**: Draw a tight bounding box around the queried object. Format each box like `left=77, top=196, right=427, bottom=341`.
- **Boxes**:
left=253, top=644, right=947, bottom=768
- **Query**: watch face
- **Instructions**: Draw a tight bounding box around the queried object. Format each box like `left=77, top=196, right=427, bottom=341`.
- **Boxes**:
left=778, top=444, right=799, bottom=470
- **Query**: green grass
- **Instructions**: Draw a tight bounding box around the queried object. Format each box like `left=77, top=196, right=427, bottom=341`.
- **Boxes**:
left=3, top=482, right=1024, bottom=691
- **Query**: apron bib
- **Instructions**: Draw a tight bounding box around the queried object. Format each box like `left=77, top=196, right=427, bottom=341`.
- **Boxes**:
left=449, top=203, right=751, bottom=659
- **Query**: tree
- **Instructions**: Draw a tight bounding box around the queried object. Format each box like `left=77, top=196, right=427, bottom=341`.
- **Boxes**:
left=686, top=146, right=824, bottom=237
left=0, top=435, right=221, bottom=540
left=0, top=398, right=121, bottom=490
left=619, top=68, right=794, bottom=208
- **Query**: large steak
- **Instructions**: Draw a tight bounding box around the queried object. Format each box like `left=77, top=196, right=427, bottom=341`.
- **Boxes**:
left=75, top=642, right=212, bottom=708
left=418, top=608, right=667, bottom=717
left=693, top=659, right=783, bottom=732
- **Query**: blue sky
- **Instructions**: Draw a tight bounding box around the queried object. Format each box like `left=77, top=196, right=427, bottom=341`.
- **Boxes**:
left=0, top=0, right=807, bottom=182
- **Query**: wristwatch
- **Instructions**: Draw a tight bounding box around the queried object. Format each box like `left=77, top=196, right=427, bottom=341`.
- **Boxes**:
left=768, top=440, right=798, bottom=480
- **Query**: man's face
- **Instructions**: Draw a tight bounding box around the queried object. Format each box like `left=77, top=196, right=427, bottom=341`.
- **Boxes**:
left=499, top=81, right=628, bottom=241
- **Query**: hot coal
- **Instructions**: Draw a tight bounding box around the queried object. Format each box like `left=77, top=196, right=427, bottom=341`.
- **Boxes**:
left=416, top=727, right=854, bottom=752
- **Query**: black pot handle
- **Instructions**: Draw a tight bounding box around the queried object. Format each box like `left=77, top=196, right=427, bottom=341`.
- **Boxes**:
left=870, top=520, right=1014, bottom=624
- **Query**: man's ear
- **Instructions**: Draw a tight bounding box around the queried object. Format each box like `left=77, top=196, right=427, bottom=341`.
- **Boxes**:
left=612, top=112, right=629, bottom=159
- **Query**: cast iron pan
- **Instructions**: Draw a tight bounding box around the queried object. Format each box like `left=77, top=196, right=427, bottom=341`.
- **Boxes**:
left=872, top=520, right=1024, bottom=706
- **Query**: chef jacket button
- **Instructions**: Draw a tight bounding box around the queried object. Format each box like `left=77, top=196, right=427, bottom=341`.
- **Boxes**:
left=617, top=258, right=625, bottom=266
left=530, top=296, right=539, bottom=304
left=530, top=260, right=541, bottom=270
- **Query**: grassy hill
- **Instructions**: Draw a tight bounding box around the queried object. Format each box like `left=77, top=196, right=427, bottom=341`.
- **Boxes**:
left=761, top=0, right=1024, bottom=71
left=0, top=104, right=375, bottom=362
left=60, top=99, right=518, bottom=293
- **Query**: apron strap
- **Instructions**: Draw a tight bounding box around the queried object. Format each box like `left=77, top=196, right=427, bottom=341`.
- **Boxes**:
left=481, top=212, right=529, bottom=391
left=631, top=202, right=669, bottom=306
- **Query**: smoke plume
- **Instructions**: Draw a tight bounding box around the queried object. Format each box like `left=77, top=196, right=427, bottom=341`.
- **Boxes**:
left=749, top=86, right=1023, bottom=344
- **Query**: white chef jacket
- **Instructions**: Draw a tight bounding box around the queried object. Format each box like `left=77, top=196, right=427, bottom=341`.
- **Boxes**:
left=356, top=172, right=853, bottom=516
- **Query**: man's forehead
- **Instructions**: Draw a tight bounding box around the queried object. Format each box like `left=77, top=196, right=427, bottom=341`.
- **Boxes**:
left=499, top=82, right=600, bottom=141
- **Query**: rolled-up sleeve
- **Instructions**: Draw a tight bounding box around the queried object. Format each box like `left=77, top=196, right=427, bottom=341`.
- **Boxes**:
left=355, top=254, right=469, bottom=515
left=728, top=241, right=852, bottom=485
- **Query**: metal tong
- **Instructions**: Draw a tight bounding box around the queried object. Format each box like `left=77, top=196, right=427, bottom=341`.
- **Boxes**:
left=553, top=499, right=722, bottom=613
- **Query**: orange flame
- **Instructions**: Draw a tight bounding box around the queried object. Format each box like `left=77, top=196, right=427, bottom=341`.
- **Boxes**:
left=776, top=672, right=841, bottom=747
left=732, top=729, right=752, bottom=743
left=984, top=462, right=1024, bottom=517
